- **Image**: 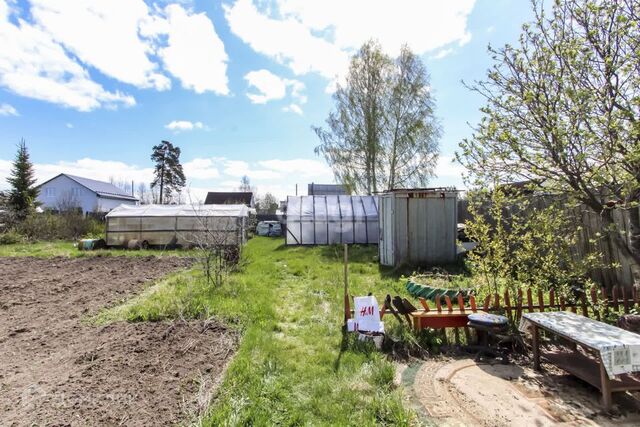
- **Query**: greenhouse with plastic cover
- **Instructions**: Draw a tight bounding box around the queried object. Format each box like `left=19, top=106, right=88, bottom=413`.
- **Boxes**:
left=105, top=204, right=249, bottom=248
left=285, top=195, right=379, bottom=245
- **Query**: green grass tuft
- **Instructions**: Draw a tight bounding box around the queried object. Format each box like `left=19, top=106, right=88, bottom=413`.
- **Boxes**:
left=97, top=237, right=416, bottom=426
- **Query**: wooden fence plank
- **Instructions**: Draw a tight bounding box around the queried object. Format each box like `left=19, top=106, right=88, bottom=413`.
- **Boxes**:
left=559, top=295, right=566, bottom=311
left=591, top=288, right=601, bottom=321
left=538, top=290, right=544, bottom=312
left=622, top=286, right=630, bottom=314
left=458, top=294, right=465, bottom=313
left=470, top=295, right=477, bottom=312
left=494, top=293, right=500, bottom=311
left=504, top=290, right=512, bottom=321
left=527, top=289, right=533, bottom=312
left=483, top=294, right=491, bottom=312
left=601, top=287, right=609, bottom=317
left=612, top=286, right=619, bottom=312
left=580, top=292, right=589, bottom=317
left=435, top=294, right=442, bottom=313
left=550, top=289, right=555, bottom=309
left=418, top=297, right=430, bottom=312
left=444, top=295, right=453, bottom=312
left=516, top=289, right=523, bottom=321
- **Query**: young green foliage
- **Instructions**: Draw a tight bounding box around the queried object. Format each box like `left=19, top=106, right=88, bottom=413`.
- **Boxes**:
left=457, top=0, right=640, bottom=278
left=465, top=185, right=602, bottom=297
left=315, top=40, right=440, bottom=194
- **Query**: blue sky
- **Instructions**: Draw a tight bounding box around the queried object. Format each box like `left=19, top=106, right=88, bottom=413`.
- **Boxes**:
left=0, top=0, right=535, bottom=200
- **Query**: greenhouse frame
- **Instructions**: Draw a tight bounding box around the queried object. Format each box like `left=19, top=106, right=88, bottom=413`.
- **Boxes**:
left=285, top=195, right=379, bottom=245
left=105, top=204, right=249, bottom=248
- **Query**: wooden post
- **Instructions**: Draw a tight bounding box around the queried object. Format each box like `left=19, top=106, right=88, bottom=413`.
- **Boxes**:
left=343, top=244, right=350, bottom=323
left=599, top=358, right=612, bottom=410
left=532, top=325, right=541, bottom=371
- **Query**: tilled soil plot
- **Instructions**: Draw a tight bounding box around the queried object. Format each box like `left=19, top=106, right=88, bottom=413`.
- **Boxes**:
left=0, top=256, right=238, bottom=426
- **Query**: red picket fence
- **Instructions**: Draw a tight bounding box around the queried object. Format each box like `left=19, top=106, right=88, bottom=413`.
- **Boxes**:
left=470, top=285, right=639, bottom=324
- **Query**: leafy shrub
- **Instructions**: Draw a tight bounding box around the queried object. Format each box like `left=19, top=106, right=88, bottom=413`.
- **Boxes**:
left=16, top=211, right=105, bottom=241
left=465, top=185, right=603, bottom=297
left=0, top=230, right=22, bottom=245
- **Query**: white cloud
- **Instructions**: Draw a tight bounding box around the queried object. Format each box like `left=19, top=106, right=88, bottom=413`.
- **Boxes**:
left=277, top=0, right=475, bottom=53
left=222, top=159, right=280, bottom=180
left=0, top=3, right=135, bottom=111
left=431, top=48, right=454, bottom=60
left=244, top=69, right=306, bottom=112
left=245, top=69, right=288, bottom=104
left=155, top=4, right=229, bottom=95
left=0, top=0, right=229, bottom=111
left=183, top=157, right=220, bottom=179
left=282, top=103, right=302, bottom=115
left=224, top=0, right=349, bottom=80
left=431, top=155, right=466, bottom=189
left=27, top=158, right=155, bottom=187
left=225, top=0, right=475, bottom=84
left=258, top=158, right=332, bottom=178
left=164, top=120, right=205, bottom=131
left=0, top=103, right=18, bottom=116
left=65, top=123, right=73, bottom=128
left=0, top=155, right=336, bottom=201
left=29, top=0, right=170, bottom=91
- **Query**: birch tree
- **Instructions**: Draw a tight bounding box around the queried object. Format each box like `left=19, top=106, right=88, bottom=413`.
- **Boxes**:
left=314, top=41, right=440, bottom=194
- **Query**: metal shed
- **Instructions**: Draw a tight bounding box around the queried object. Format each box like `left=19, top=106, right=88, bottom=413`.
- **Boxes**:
left=105, top=204, right=249, bottom=248
left=379, top=188, right=458, bottom=266
left=286, top=195, right=379, bottom=245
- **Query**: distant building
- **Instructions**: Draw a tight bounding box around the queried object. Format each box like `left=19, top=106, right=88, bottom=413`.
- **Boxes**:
left=307, top=183, right=347, bottom=196
left=204, top=191, right=255, bottom=207
left=36, top=173, right=139, bottom=213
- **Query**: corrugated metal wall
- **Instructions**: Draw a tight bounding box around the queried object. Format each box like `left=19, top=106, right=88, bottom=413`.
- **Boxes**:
left=379, top=190, right=458, bottom=266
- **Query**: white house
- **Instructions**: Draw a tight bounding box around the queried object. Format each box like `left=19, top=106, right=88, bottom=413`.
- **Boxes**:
left=36, top=173, right=139, bottom=214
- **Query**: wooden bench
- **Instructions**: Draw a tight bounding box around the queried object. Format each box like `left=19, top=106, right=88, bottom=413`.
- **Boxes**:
left=524, top=311, right=640, bottom=410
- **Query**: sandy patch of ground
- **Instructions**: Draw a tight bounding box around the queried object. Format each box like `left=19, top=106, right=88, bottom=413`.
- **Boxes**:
left=411, top=357, right=640, bottom=427
left=0, top=256, right=237, bottom=426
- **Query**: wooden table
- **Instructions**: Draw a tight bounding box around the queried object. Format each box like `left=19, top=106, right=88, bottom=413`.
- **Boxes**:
left=523, top=311, right=640, bottom=410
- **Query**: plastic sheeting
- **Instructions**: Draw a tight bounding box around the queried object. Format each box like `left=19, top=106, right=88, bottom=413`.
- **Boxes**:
left=286, top=195, right=379, bottom=245
left=106, top=203, right=249, bottom=218
left=105, top=204, right=248, bottom=247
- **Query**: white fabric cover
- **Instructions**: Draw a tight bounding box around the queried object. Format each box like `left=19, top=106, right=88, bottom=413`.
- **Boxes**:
left=286, top=195, right=379, bottom=245
left=106, top=203, right=249, bottom=218
left=520, top=311, right=640, bottom=379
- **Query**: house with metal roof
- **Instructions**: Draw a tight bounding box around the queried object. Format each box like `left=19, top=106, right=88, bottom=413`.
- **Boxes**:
left=36, top=173, right=139, bottom=213
left=204, top=191, right=254, bottom=207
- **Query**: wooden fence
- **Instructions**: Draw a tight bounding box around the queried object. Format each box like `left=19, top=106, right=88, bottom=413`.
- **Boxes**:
left=417, top=285, right=639, bottom=326
left=458, top=197, right=639, bottom=290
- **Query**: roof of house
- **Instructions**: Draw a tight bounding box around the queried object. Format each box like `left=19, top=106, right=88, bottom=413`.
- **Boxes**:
left=204, top=191, right=253, bottom=205
left=38, top=173, right=139, bottom=201
left=308, top=183, right=347, bottom=195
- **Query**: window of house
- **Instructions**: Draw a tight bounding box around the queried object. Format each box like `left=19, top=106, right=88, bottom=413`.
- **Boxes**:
left=71, top=188, right=81, bottom=197
left=45, top=187, right=56, bottom=197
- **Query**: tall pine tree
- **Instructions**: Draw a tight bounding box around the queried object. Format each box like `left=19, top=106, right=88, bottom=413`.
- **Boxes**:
left=150, top=140, right=186, bottom=204
left=7, top=139, right=38, bottom=219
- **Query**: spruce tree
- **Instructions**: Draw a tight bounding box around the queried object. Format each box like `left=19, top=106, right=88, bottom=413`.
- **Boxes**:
left=7, top=139, right=38, bottom=219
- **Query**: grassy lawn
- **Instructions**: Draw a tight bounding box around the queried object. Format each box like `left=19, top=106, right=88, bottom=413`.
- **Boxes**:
left=0, top=240, right=198, bottom=258
left=98, top=237, right=415, bottom=426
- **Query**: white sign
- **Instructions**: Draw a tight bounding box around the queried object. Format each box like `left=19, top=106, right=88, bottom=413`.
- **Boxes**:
left=352, top=296, right=384, bottom=333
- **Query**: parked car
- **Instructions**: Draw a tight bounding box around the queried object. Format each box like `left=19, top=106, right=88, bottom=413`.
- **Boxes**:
left=256, top=220, right=282, bottom=237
